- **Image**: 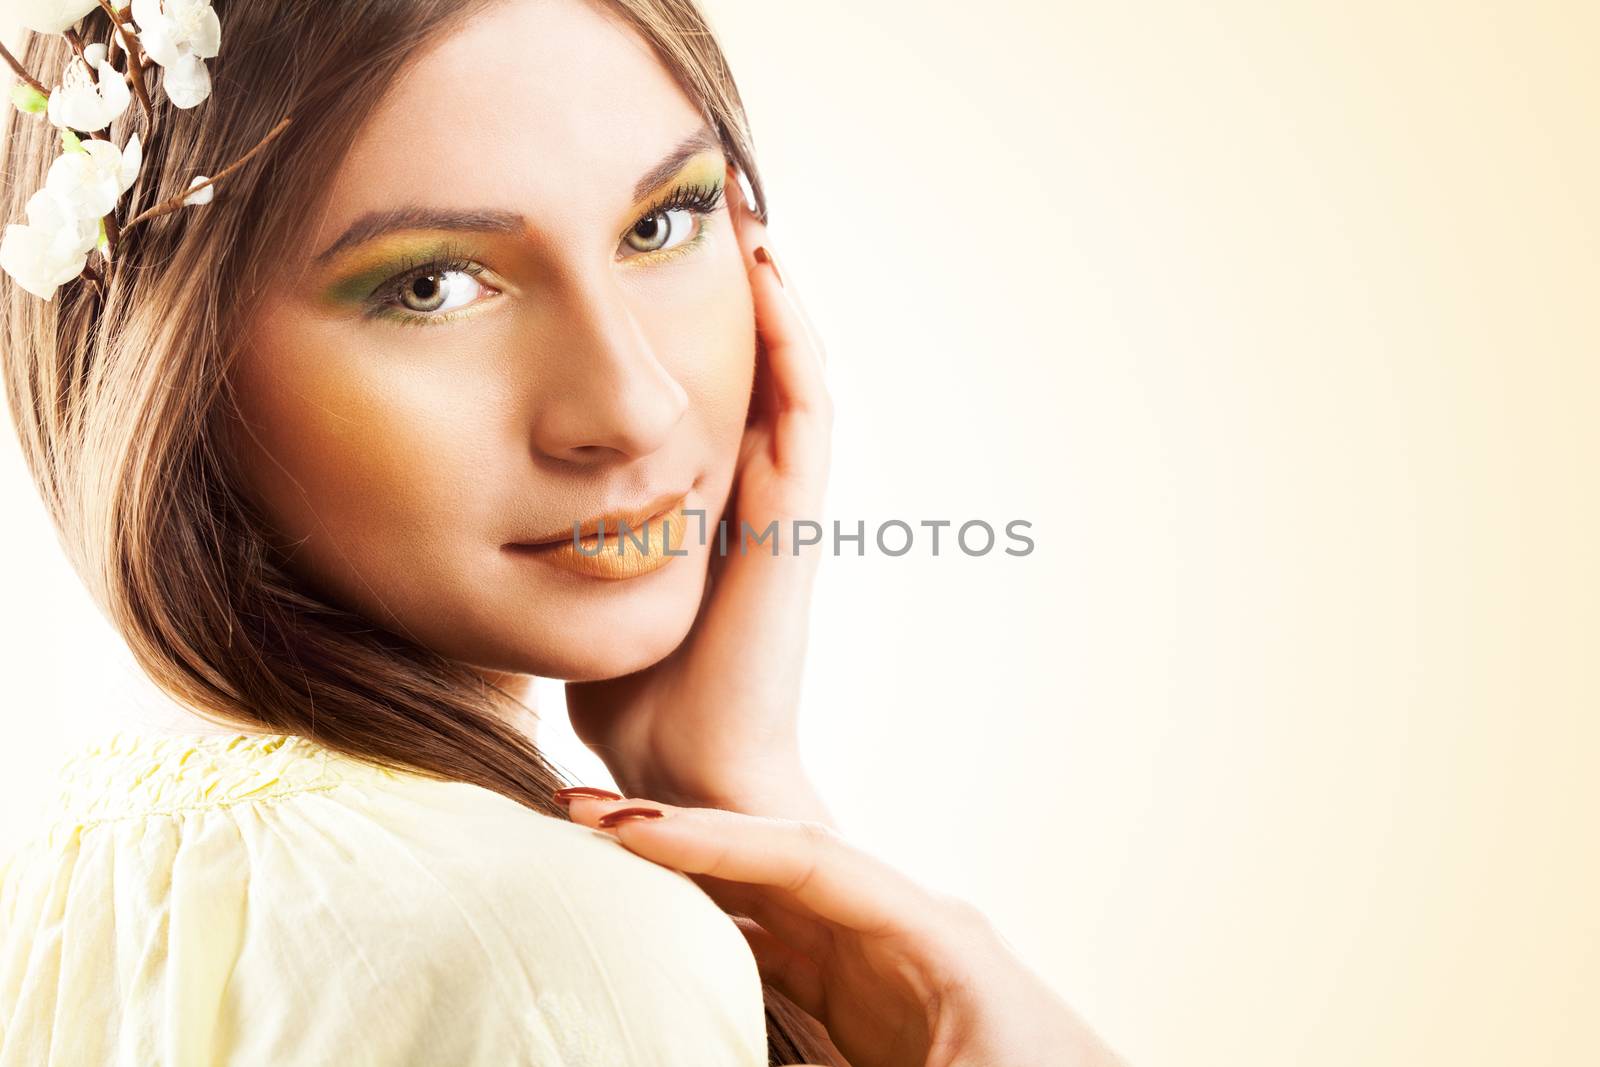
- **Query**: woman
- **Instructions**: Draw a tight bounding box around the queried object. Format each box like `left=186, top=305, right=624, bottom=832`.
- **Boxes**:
left=0, top=1, right=1124, bottom=1064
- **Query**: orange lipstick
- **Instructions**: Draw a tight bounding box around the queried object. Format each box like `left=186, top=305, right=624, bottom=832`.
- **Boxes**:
left=508, top=493, right=690, bottom=580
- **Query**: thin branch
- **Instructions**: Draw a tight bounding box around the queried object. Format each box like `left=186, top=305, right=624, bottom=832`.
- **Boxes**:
left=102, top=210, right=119, bottom=262
left=96, top=0, right=152, bottom=120
left=79, top=263, right=104, bottom=300
left=121, top=115, right=294, bottom=232
left=62, top=29, right=94, bottom=78
left=0, top=39, right=49, bottom=97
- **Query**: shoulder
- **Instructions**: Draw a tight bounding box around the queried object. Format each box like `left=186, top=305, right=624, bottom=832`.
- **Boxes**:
left=0, top=732, right=767, bottom=1066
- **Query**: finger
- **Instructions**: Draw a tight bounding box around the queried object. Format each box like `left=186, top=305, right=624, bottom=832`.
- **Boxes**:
left=753, top=245, right=829, bottom=373
left=567, top=797, right=929, bottom=937
left=723, top=164, right=825, bottom=369
left=688, top=874, right=837, bottom=961
left=731, top=914, right=828, bottom=1020
left=749, top=250, right=831, bottom=435
left=725, top=162, right=765, bottom=271
left=726, top=177, right=831, bottom=510
left=727, top=166, right=830, bottom=379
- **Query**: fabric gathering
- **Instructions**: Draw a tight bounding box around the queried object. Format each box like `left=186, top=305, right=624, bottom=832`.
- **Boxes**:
left=0, top=731, right=769, bottom=1065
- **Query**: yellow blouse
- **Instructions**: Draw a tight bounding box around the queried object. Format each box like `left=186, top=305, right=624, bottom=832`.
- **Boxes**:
left=0, top=730, right=769, bottom=1065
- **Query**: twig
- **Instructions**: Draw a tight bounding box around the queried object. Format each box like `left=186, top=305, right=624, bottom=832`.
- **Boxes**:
left=121, top=115, right=293, bottom=232
left=96, top=0, right=153, bottom=120
left=62, top=28, right=94, bottom=78
left=102, top=210, right=119, bottom=262
left=79, top=263, right=104, bottom=299
left=0, top=39, right=49, bottom=97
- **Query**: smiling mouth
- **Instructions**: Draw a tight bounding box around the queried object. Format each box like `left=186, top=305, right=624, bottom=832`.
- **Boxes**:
left=506, top=492, right=692, bottom=580
left=511, top=491, right=689, bottom=551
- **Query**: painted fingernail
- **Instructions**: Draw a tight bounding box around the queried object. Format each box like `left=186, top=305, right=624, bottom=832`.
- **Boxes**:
left=554, top=786, right=624, bottom=805
left=753, top=245, right=786, bottom=288
left=597, top=806, right=667, bottom=828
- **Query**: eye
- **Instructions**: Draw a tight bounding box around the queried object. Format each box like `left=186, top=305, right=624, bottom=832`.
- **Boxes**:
left=363, top=254, right=499, bottom=324
left=623, top=208, right=699, bottom=255
left=392, top=266, right=487, bottom=315
left=616, top=179, right=726, bottom=261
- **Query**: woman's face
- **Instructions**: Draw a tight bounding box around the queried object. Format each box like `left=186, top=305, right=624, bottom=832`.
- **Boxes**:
left=228, top=0, right=756, bottom=681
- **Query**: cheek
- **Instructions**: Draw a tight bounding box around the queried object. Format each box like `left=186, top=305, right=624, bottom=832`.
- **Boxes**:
left=636, top=239, right=756, bottom=447
left=226, top=317, right=495, bottom=603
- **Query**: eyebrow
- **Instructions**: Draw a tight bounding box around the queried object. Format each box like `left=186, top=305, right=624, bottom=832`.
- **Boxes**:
left=310, top=125, right=724, bottom=266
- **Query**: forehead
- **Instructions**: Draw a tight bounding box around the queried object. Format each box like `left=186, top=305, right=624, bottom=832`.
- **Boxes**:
left=308, top=0, right=706, bottom=242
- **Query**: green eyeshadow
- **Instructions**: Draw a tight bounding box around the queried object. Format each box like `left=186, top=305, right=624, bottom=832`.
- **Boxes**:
left=318, top=238, right=468, bottom=308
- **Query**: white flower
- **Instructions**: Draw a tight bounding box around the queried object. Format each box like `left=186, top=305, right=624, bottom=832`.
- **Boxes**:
left=0, top=187, right=100, bottom=300
left=0, top=223, right=84, bottom=298
left=25, top=186, right=99, bottom=258
left=131, top=0, right=220, bottom=109
left=44, top=131, right=142, bottom=221
left=8, top=0, right=101, bottom=35
left=46, top=50, right=132, bottom=132
left=181, top=175, right=213, bottom=206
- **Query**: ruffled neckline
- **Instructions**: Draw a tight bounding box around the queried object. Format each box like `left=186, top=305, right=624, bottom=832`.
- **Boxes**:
left=47, top=730, right=402, bottom=828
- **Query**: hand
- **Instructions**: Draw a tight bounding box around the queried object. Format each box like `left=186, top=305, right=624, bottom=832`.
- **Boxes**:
left=563, top=794, right=1129, bottom=1067
left=564, top=166, right=834, bottom=821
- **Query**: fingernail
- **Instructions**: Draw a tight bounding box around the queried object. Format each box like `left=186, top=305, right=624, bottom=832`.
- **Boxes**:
left=597, top=806, right=667, bottom=828
left=753, top=245, right=786, bottom=288
left=554, top=786, right=624, bottom=805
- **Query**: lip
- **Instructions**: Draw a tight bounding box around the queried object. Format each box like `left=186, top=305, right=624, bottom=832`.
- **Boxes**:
left=510, top=491, right=689, bottom=549
left=506, top=492, right=691, bottom=581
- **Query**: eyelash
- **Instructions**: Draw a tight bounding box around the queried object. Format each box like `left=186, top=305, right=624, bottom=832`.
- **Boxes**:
left=620, top=179, right=726, bottom=261
left=362, top=178, right=728, bottom=327
left=362, top=241, right=489, bottom=326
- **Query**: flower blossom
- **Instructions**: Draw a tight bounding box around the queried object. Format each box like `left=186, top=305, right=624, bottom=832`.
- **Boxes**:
left=9, top=0, right=101, bottom=35
left=0, top=186, right=101, bottom=300
left=44, top=130, right=143, bottom=221
left=181, top=175, right=214, bottom=206
left=131, top=0, right=221, bottom=109
left=46, top=44, right=132, bottom=132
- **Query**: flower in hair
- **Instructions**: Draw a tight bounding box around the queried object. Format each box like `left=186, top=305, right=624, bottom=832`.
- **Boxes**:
left=130, top=0, right=221, bottom=109
left=46, top=42, right=130, bottom=129
left=10, top=2, right=103, bottom=36
left=180, top=175, right=213, bottom=205
left=0, top=185, right=100, bottom=298
left=0, top=0, right=290, bottom=302
left=45, top=128, right=142, bottom=220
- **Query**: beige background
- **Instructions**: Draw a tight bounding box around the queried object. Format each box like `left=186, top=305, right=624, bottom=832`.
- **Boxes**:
left=3, top=2, right=1597, bottom=1065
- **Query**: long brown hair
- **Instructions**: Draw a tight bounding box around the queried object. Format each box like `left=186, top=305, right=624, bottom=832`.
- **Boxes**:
left=0, top=1, right=838, bottom=1062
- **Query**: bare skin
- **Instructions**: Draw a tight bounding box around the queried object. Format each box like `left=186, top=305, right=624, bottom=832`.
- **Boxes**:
left=566, top=793, right=1130, bottom=1067
left=231, top=0, right=757, bottom=692
left=223, top=1, right=1121, bottom=1062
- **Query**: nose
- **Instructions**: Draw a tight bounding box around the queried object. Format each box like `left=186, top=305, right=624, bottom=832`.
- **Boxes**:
left=528, top=276, right=688, bottom=463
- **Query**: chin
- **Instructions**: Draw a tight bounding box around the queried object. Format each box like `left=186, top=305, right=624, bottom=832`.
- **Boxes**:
left=547, top=602, right=700, bottom=680
left=461, top=542, right=712, bottom=682
left=548, top=631, right=689, bottom=682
